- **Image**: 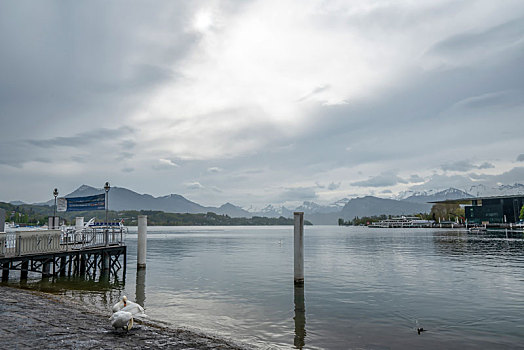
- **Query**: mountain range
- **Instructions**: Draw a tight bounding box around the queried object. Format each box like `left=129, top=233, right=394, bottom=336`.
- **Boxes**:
left=399, top=188, right=472, bottom=204
left=42, top=185, right=251, bottom=218
left=12, top=183, right=524, bottom=225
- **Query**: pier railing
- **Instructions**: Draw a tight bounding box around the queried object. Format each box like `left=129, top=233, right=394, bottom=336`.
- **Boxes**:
left=0, top=227, right=127, bottom=258
left=61, top=226, right=127, bottom=251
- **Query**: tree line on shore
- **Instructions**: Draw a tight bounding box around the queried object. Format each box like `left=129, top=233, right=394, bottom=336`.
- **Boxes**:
left=0, top=202, right=313, bottom=226
left=338, top=202, right=524, bottom=226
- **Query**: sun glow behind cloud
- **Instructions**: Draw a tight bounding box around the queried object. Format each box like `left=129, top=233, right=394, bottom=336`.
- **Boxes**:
left=133, top=0, right=428, bottom=160
left=193, top=10, right=214, bottom=33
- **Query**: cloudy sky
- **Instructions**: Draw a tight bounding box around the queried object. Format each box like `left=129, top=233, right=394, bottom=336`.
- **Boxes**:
left=1, top=0, right=524, bottom=208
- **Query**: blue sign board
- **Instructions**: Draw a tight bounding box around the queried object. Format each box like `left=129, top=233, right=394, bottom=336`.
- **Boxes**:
left=66, top=194, right=106, bottom=211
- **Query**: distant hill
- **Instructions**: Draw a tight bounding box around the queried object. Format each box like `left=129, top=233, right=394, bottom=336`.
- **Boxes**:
left=41, top=185, right=250, bottom=218
left=213, top=203, right=252, bottom=217
left=339, top=196, right=431, bottom=220
left=301, top=211, right=341, bottom=225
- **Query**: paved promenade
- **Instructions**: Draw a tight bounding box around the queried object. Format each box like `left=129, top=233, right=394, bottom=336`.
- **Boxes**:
left=0, top=286, right=245, bottom=349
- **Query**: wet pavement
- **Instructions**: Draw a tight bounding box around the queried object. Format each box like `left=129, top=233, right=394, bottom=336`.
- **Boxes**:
left=0, top=286, right=246, bottom=349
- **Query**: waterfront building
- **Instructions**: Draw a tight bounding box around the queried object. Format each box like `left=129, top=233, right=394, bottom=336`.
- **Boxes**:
left=432, top=195, right=524, bottom=225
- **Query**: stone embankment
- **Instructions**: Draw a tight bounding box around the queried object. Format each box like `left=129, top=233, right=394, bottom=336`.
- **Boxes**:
left=0, top=286, right=245, bottom=349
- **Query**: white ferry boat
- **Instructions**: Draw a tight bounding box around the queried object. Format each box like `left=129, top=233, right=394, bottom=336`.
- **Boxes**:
left=368, top=216, right=434, bottom=228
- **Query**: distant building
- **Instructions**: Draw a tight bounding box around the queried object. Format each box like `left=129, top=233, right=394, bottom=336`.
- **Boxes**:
left=431, top=195, right=524, bottom=224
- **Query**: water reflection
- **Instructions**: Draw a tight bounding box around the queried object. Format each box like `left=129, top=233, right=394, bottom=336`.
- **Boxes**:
left=433, top=230, right=524, bottom=258
left=293, top=283, right=306, bottom=349
left=136, top=267, right=146, bottom=307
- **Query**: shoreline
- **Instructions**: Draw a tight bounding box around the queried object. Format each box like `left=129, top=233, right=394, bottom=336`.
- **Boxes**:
left=0, top=285, right=247, bottom=349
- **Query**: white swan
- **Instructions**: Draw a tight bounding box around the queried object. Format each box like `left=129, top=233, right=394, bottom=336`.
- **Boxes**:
left=112, top=296, right=126, bottom=313
left=110, top=310, right=134, bottom=331
left=112, top=295, right=146, bottom=317
left=121, top=300, right=145, bottom=317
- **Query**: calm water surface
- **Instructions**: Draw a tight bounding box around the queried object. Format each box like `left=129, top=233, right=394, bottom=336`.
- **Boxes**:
left=15, top=226, right=524, bottom=349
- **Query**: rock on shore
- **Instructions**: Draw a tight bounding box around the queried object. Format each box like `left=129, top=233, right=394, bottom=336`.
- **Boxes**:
left=0, top=286, right=246, bottom=349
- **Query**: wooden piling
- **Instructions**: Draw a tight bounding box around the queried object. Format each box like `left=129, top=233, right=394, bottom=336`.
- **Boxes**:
left=80, top=254, right=86, bottom=276
left=136, top=268, right=146, bottom=307
left=101, top=252, right=109, bottom=274
left=60, top=256, right=66, bottom=277
left=294, top=212, right=304, bottom=285
left=137, top=215, right=147, bottom=268
left=294, top=283, right=306, bottom=348
left=2, top=263, right=10, bottom=282
left=21, top=260, right=29, bottom=280
left=67, top=255, right=72, bottom=276
left=42, top=260, right=51, bottom=277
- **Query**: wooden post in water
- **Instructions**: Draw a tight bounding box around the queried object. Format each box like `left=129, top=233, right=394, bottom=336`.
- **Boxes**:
left=2, top=262, right=10, bottom=282
left=294, top=283, right=306, bottom=348
left=101, top=252, right=109, bottom=276
left=80, top=254, right=86, bottom=276
left=136, top=267, right=146, bottom=307
left=294, top=212, right=304, bottom=285
left=60, top=256, right=66, bottom=277
left=42, top=259, right=51, bottom=277
left=137, top=215, right=147, bottom=268
left=20, top=260, right=29, bottom=280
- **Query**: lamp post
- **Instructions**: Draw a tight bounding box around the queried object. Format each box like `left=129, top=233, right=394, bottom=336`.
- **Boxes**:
left=53, top=188, right=58, bottom=229
left=104, top=182, right=110, bottom=246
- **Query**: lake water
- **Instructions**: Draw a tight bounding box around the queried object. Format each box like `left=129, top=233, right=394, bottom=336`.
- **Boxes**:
left=13, top=226, right=524, bottom=349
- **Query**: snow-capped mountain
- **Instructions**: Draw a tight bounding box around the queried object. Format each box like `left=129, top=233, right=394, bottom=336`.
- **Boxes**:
left=251, top=204, right=292, bottom=218
left=252, top=198, right=352, bottom=217
left=468, top=183, right=524, bottom=197
left=295, top=201, right=344, bottom=214
left=395, top=189, right=442, bottom=201
left=497, top=183, right=524, bottom=195
left=402, top=188, right=472, bottom=203
left=467, top=184, right=490, bottom=197
left=330, top=198, right=351, bottom=209
left=397, top=184, right=524, bottom=203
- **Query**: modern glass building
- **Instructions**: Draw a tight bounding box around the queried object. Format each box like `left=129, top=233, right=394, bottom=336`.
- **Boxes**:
left=432, top=195, right=524, bottom=225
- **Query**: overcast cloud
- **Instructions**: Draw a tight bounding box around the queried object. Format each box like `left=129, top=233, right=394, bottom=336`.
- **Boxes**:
left=1, top=0, right=524, bottom=208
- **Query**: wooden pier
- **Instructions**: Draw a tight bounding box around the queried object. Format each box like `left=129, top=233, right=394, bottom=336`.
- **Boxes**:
left=0, top=227, right=126, bottom=282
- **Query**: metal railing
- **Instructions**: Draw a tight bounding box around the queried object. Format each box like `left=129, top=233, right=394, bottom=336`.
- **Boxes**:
left=61, top=226, right=127, bottom=251
left=0, top=226, right=127, bottom=258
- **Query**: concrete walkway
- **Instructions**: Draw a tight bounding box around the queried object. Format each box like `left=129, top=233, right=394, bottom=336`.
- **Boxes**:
left=0, top=286, right=245, bottom=349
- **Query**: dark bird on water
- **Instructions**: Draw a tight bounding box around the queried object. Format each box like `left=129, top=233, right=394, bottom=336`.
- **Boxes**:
left=417, top=327, right=426, bottom=335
